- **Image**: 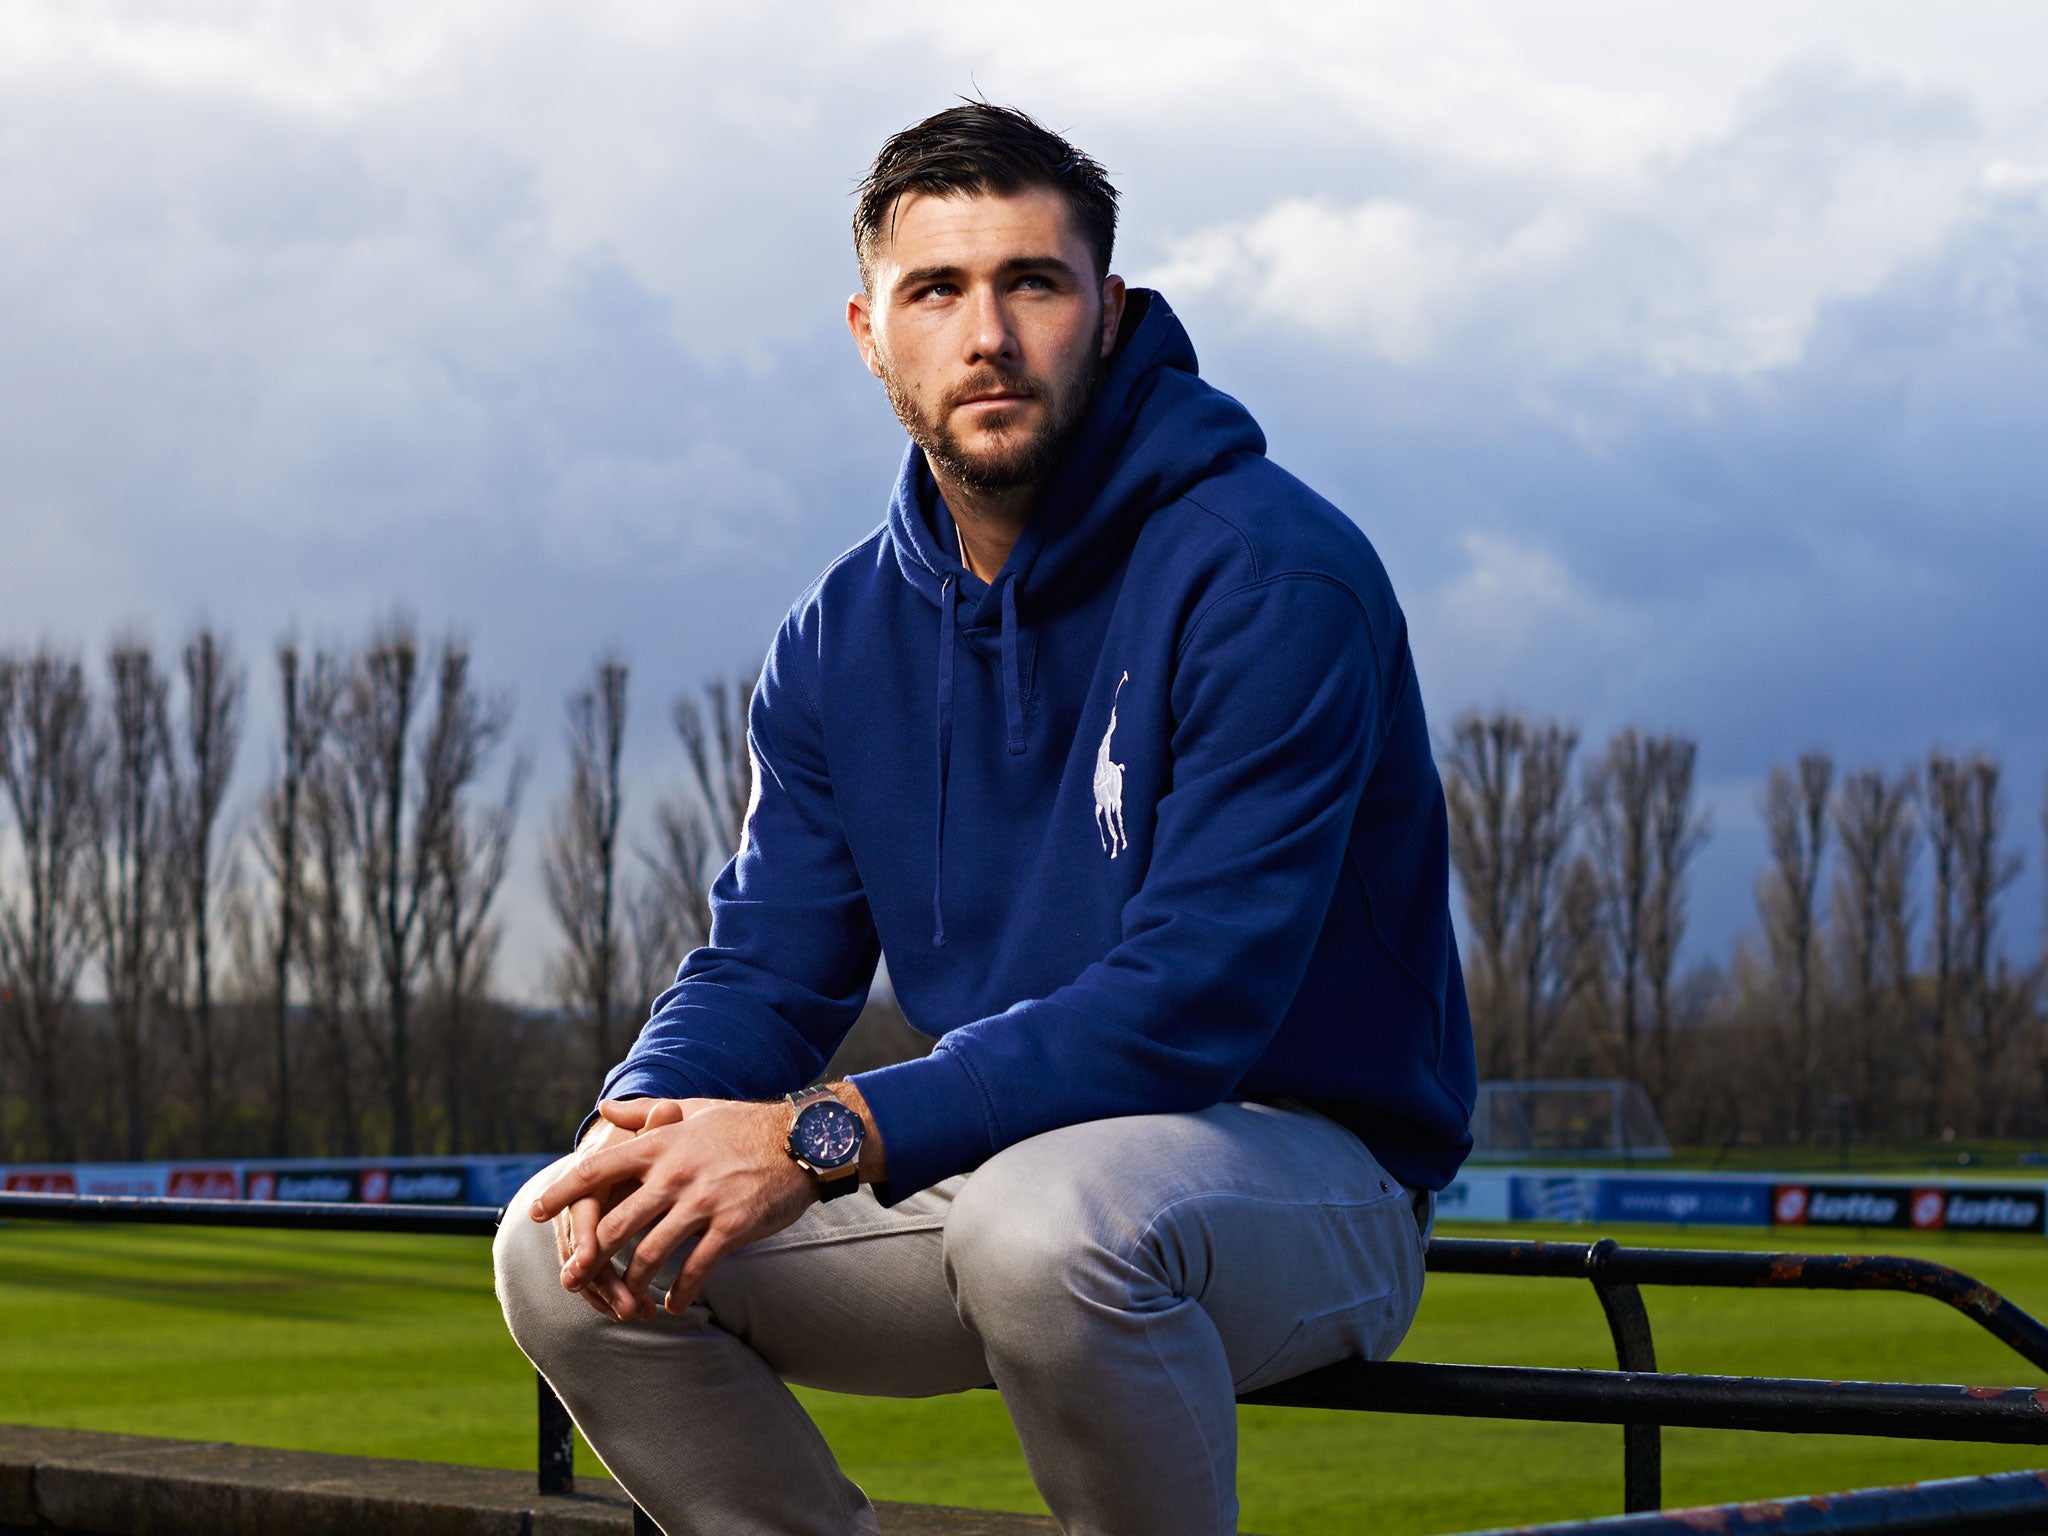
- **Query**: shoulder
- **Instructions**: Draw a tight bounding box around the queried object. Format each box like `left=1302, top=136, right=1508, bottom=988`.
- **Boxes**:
left=774, top=522, right=897, bottom=655
left=759, top=523, right=895, bottom=724
left=1138, top=454, right=1404, bottom=652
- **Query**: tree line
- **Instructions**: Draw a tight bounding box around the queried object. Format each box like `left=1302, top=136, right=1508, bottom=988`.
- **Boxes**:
left=1444, top=710, right=2047, bottom=1149
left=0, top=626, right=826, bottom=1164
left=3, top=625, right=2040, bottom=1162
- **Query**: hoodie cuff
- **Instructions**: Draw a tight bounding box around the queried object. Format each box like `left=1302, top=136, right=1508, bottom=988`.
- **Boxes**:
left=851, top=1047, right=997, bottom=1205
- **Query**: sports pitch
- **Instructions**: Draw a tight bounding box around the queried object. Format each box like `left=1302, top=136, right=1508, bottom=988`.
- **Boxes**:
left=4, top=1218, right=2047, bottom=1534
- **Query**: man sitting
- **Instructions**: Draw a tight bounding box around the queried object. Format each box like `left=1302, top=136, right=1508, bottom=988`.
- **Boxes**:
left=496, top=101, right=1475, bottom=1536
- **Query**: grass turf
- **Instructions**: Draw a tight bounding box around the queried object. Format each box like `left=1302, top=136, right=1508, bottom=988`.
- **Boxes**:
left=4, top=1217, right=2048, bottom=1533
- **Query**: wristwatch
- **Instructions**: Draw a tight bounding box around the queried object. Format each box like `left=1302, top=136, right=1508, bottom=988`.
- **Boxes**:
left=786, top=1085, right=864, bottom=1200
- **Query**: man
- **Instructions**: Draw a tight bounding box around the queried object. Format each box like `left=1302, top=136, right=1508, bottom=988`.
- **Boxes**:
left=496, top=102, right=1475, bottom=1536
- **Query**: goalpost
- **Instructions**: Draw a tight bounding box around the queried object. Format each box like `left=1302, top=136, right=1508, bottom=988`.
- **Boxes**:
left=1471, top=1079, right=1671, bottom=1161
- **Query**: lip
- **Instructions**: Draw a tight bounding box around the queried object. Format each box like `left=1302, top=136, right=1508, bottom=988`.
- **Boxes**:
left=957, top=393, right=1032, bottom=410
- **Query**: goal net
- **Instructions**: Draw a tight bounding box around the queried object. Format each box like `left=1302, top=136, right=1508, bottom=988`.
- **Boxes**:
left=1470, top=1079, right=1671, bottom=1161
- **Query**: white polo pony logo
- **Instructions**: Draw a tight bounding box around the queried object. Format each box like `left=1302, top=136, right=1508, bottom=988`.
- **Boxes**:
left=1093, top=672, right=1129, bottom=858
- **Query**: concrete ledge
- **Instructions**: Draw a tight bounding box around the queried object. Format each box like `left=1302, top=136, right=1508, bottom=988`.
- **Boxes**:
left=0, top=1425, right=1058, bottom=1535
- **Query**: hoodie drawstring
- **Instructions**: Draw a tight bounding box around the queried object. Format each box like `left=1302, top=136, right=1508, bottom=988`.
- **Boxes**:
left=999, top=576, right=1026, bottom=755
left=933, top=572, right=1029, bottom=943
left=932, top=574, right=956, bottom=947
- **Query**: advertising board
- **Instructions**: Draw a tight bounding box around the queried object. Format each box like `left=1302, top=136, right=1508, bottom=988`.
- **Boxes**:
left=372, top=1166, right=468, bottom=1204
left=1510, top=1175, right=1600, bottom=1223
left=1, top=1155, right=558, bottom=1208
left=1436, top=1169, right=1511, bottom=1222
left=1939, top=1188, right=2047, bottom=1233
left=244, top=1167, right=359, bottom=1203
left=166, top=1167, right=239, bottom=1200
left=1771, top=1184, right=1918, bottom=1228
left=465, top=1156, right=554, bottom=1208
left=1762, top=1183, right=2048, bottom=1230
left=1594, top=1177, right=1772, bottom=1227
left=3, top=1169, right=77, bottom=1194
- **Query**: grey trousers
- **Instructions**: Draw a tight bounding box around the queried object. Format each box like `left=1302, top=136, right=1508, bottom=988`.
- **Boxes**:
left=494, top=1098, right=1429, bottom=1536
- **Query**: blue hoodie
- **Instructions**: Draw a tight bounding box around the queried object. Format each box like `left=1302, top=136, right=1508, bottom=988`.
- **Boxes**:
left=600, top=290, right=1476, bottom=1199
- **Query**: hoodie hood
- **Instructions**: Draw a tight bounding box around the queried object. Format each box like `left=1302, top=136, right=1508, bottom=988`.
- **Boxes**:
left=884, top=289, right=1267, bottom=626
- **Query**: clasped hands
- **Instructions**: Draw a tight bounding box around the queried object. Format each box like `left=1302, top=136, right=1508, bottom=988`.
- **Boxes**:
left=528, top=1095, right=819, bottom=1324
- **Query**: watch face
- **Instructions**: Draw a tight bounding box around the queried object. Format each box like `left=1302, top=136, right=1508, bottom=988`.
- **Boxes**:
left=794, top=1100, right=861, bottom=1170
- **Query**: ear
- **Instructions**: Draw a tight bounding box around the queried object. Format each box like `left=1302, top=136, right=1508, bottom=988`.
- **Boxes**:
left=1098, top=273, right=1128, bottom=359
left=847, top=291, right=884, bottom=379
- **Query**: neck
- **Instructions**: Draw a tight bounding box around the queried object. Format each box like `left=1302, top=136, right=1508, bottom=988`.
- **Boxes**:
left=933, top=468, right=1035, bottom=584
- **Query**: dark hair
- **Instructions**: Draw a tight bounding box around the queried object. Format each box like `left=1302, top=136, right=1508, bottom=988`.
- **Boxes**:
left=853, top=102, right=1119, bottom=290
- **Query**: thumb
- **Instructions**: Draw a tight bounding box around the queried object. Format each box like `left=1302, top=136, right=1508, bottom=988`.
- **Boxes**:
left=596, top=1097, right=659, bottom=1129
left=640, top=1098, right=687, bottom=1130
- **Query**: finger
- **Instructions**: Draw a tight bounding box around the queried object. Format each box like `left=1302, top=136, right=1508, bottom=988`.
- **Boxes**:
left=589, top=1259, right=642, bottom=1322
left=568, top=1255, right=638, bottom=1323
left=531, top=1139, right=647, bottom=1221
left=564, top=1205, right=641, bottom=1322
left=592, top=1180, right=684, bottom=1257
left=663, top=1221, right=745, bottom=1315
left=557, top=1194, right=605, bottom=1283
left=622, top=1202, right=709, bottom=1299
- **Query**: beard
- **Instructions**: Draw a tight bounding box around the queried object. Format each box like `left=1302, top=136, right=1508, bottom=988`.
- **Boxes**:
left=880, top=347, right=1104, bottom=496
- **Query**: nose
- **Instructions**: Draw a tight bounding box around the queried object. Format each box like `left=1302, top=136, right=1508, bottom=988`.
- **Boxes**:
left=964, top=284, right=1020, bottom=368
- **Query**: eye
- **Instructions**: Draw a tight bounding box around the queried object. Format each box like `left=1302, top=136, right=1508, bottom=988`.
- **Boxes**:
left=1016, top=273, right=1054, bottom=291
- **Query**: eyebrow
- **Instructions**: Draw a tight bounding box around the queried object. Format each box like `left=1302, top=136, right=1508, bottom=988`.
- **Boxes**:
left=891, top=253, right=1081, bottom=296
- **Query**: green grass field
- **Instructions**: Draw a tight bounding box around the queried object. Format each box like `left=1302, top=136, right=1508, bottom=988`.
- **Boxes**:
left=5, top=1217, right=2048, bottom=1534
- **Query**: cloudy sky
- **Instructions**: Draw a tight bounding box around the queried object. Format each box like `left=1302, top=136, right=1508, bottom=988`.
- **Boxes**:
left=3, top=1, right=2043, bottom=998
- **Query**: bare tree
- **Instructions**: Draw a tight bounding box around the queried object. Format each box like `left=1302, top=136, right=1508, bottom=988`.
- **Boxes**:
left=1924, top=751, right=1969, bottom=1132
left=1643, top=735, right=1709, bottom=1103
left=1444, top=712, right=1523, bottom=1072
left=675, top=673, right=754, bottom=855
left=1880, top=770, right=1920, bottom=1087
left=339, top=627, right=429, bottom=1154
left=645, top=671, right=756, bottom=961
left=544, top=657, right=631, bottom=1082
left=89, top=639, right=175, bottom=1160
left=427, top=737, right=525, bottom=1152
left=337, top=625, right=514, bottom=1153
left=1584, top=729, right=1658, bottom=1088
left=1831, top=767, right=1917, bottom=1139
left=298, top=752, right=365, bottom=1155
left=1757, top=750, right=1833, bottom=1140
left=1954, top=754, right=2024, bottom=1117
left=0, top=650, right=103, bottom=1159
left=170, top=625, right=244, bottom=1152
left=1508, top=721, right=1583, bottom=1078
left=624, top=881, right=685, bottom=1038
left=250, top=642, right=342, bottom=1155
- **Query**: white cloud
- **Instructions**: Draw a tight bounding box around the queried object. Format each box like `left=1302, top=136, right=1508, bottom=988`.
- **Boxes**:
left=1148, top=59, right=1983, bottom=375
left=1985, top=159, right=2048, bottom=192
left=1147, top=198, right=1584, bottom=366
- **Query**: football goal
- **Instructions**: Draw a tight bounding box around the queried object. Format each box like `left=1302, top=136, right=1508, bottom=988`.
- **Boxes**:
left=1470, top=1079, right=1671, bottom=1161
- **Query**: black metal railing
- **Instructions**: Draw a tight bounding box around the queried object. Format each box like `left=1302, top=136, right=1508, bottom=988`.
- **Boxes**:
left=9, top=1194, right=2048, bottom=1536
left=1245, top=1234, right=2048, bottom=1521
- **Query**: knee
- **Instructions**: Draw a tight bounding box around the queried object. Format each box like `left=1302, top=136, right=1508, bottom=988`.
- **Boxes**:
left=943, top=1143, right=1147, bottom=1349
left=493, top=1158, right=587, bottom=1362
